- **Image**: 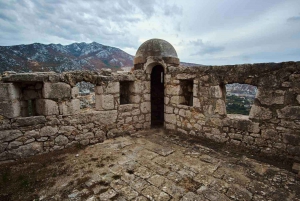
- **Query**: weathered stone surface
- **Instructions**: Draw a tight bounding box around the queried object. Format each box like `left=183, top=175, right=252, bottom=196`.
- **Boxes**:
left=71, top=87, right=79, bottom=98
left=130, top=81, right=144, bottom=94
left=249, top=105, right=272, bottom=120
left=0, top=143, right=8, bottom=152
left=36, top=99, right=59, bottom=115
left=59, top=99, right=80, bottom=115
left=292, top=163, right=300, bottom=173
left=8, top=141, right=23, bottom=149
left=215, top=99, right=226, bottom=115
left=140, top=102, right=150, bottom=113
left=55, top=135, right=68, bottom=146
left=96, top=82, right=119, bottom=94
left=297, top=95, right=300, bottom=104
left=95, top=95, right=115, bottom=110
left=105, top=82, right=119, bottom=94
left=256, top=89, right=285, bottom=105
left=0, top=83, right=20, bottom=101
left=165, top=106, right=173, bottom=114
left=0, top=100, right=21, bottom=118
left=43, top=82, right=71, bottom=99
left=40, top=126, right=58, bottom=137
left=277, top=106, right=300, bottom=119
left=261, top=129, right=277, bottom=139
left=9, top=142, right=42, bottom=158
left=14, top=116, right=46, bottom=127
left=166, top=85, right=180, bottom=95
left=165, top=114, right=176, bottom=125
left=0, top=130, right=22, bottom=142
left=130, top=95, right=141, bottom=103
left=58, top=126, right=77, bottom=135
left=210, top=86, right=223, bottom=98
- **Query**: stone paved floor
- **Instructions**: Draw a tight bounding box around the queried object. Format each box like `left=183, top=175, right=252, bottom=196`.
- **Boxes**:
left=3, top=129, right=300, bottom=201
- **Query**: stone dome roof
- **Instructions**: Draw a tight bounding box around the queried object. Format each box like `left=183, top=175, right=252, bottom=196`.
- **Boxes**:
left=134, top=38, right=179, bottom=66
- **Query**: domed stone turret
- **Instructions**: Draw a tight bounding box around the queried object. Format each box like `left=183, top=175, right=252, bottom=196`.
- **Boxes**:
left=134, top=38, right=180, bottom=69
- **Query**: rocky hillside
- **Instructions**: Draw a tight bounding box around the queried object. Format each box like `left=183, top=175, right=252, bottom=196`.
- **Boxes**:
left=226, top=83, right=257, bottom=97
left=0, top=42, right=134, bottom=73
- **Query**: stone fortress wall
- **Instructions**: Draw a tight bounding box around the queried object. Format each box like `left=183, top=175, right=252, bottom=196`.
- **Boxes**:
left=0, top=70, right=151, bottom=163
left=164, top=62, right=300, bottom=160
left=0, top=38, right=299, bottom=163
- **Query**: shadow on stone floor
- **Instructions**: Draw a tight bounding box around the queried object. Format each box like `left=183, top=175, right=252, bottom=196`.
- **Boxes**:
left=0, top=129, right=299, bottom=201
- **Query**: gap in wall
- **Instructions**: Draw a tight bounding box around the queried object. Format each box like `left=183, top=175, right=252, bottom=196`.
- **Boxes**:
left=120, top=81, right=133, bottom=105
left=76, top=81, right=95, bottom=111
left=179, top=80, right=193, bottom=106
left=225, top=83, right=257, bottom=115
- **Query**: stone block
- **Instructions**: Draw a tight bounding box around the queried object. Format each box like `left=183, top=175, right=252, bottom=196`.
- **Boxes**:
left=0, top=130, right=22, bottom=142
left=282, top=134, right=300, bottom=146
left=0, top=143, right=8, bottom=152
left=277, top=106, right=300, bottom=119
left=130, top=81, right=144, bottom=94
left=210, top=86, right=223, bottom=98
left=96, top=82, right=119, bottom=94
left=55, top=135, right=69, bottom=146
left=261, top=129, right=277, bottom=139
left=292, top=163, right=300, bottom=173
left=95, top=94, right=115, bottom=110
left=95, top=86, right=103, bottom=94
left=143, top=94, right=150, bottom=101
left=0, top=83, right=20, bottom=101
left=249, top=105, right=272, bottom=120
left=165, top=97, right=170, bottom=104
left=130, top=95, right=141, bottom=103
left=0, top=100, right=21, bottom=118
left=144, top=81, right=150, bottom=93
left=256, top=89, right=285, bottom=105
left=140, top=102, right=150, bottom=113
left=71, top=87, right=79, bottom=98
left=170, top=96, right=184, bottom=104
left=14, top=116, right=47, bottom=127
left=36, top=99, right=59, bottom=115
left=165, top=114, right=176, bottom=124
left=193, top=98, right=201, bottom=107
left=215, top=99, right=226, bottom=115
left=106, top=82, right=119, bottom=94
left=59, top=99, right=80, bottom=115
left=297, top=95, right=300, bottom=104
left=43, top=82, right=71, bottom=99
left=166, top=85, right=180, bottom=95
left=9, top=142, right=42, bottom=158
left=40, top=126, right=58, bottom=137
left=165, top=106, right=173, bottom=114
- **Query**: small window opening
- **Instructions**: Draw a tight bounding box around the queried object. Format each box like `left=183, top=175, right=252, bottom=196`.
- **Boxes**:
left=179, top=80, right=193, bottom=106
left=120, top=81, right=133, bottom=105
left=76, top=81, right=95, bottom=111
left=20, top=82, right=42, bottom=117
left=225, top=83, right=257, bottom=115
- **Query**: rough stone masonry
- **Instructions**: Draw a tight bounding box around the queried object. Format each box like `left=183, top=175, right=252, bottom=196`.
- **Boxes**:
left=0, top=38, right=299, bottom=163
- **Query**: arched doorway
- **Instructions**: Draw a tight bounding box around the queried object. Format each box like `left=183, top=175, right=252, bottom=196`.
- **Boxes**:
left=151, top=65, right=164, bottom=127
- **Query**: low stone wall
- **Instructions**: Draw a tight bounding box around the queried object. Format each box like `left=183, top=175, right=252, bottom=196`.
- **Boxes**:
left=0, top=70, right=150, bottom=163
left=1, top=61, right=300, bottom=163
left=165, top=62, right=300, bottom=160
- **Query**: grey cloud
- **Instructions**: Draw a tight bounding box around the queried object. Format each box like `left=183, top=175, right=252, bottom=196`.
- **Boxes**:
left=189, top=39, right=225, bottom=55
left=163, top=4, right=182, bottom=16
left=287, top=14, right=300, bottom=22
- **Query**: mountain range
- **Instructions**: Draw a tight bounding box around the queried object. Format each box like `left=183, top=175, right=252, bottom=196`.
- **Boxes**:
left=0, top=42, right=205, bottom=74
left=0, top=42, right=135, bottom=73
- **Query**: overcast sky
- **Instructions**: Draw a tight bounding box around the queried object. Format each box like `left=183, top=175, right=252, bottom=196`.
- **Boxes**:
left=0, top=0, right=299, bottom=65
